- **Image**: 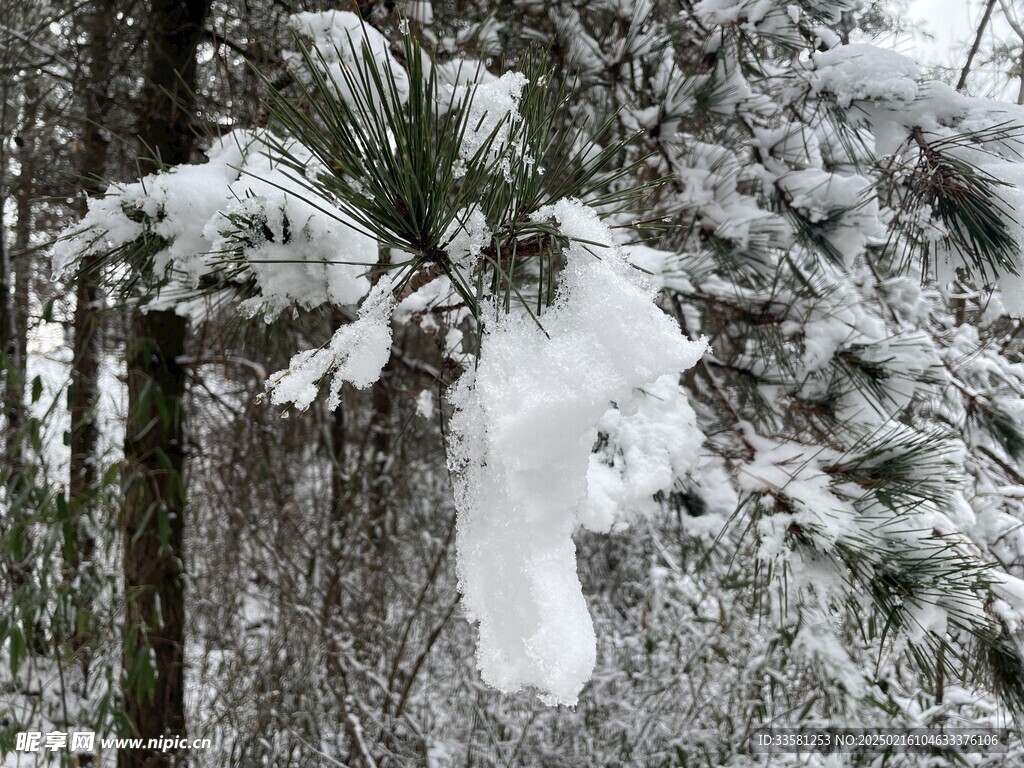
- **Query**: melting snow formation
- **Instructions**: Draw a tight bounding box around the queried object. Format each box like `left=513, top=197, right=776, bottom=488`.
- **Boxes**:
left=447, top=200, right=707, bottom=705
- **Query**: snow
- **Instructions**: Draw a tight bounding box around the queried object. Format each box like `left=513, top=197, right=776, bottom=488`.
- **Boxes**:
left=776, top=168, right=884, bottom=265
left=447, top=198, right=706, bottom=705
left=551, top=8, right=605, bottom=75
left=264, top=276, right=396, bottom=412
left=395, top=273, right=456, bottom=326
left=407, top=1, right=434, bottom=26
left=286, top=11, right=410, bottom=110
left=669, top=139, right=793, bottom=254
left=442, top=206, right=490, bottom=269
left=991, top=572, right=1024, bottom=632
left=693, top=0, right=774, bottom=26
left=416, top=389, right=435, bottom=419
left=432, top=57, right=496, bottom=89
left=740, top=431, right=860, bottom=558
left=810, top=44, right=920, bottom=108
left=803, top=42, right=1024, bottom=301
left=210, top=133, right=377, bottom=319
left=621, top=244, right=687, bottom=293
left=692, top=0, right=854, bottom=45
left=53, top=130, right=377, bottom=321
left=580, top=374, right=703, bottom=533
left=977, top=161, right=1024, bottom=315
left=792, top=617, right=868, bottom=700
left=32, top=0, right=1024, bottom=757
left=444, top=72, right=528, bottom=182
left=753, top=122, right=821, bottom=170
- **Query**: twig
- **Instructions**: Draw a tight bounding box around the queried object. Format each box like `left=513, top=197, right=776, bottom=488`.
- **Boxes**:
left=958, top=0, right=997, bottom=92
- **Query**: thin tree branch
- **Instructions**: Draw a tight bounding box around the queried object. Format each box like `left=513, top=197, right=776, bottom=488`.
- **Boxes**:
left=958, top=0, right=997, bottom=92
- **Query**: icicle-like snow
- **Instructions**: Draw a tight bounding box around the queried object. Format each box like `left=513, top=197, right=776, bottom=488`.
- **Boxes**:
left=447, top=199, right=706, bottom=705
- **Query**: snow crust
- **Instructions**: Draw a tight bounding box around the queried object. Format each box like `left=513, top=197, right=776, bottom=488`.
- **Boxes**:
left=447, top=199, right=706, bottom=705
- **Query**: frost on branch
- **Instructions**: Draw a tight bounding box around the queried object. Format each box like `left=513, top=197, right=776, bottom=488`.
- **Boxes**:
left=447, top=200, right=707, bottom=705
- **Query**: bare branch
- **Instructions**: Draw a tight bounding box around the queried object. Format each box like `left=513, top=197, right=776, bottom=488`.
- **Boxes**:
left=958, top=0, right=997, bottom=92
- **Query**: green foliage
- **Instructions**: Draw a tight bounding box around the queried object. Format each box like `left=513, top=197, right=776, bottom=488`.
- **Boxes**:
left=258, top=25, right=508, bottom=311
left=256, top=22, right=655, bottom=325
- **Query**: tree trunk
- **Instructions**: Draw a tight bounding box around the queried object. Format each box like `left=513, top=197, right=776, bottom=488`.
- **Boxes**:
left=136, top=0, right=209, bottom=176
left=0, top=197, right=31, bottom=596
left=0, top=197, right=17, bottom=466
left=65, top=0, right=117, bottom=680
left=7, top=74, right=39, bottom=422
left=1, top=87, right=31, bottom=605
left=120, top=1, right=209, bottom=765
left=122, top=311, right=189, bottom=768
left=11, top=151, right=31, bottom=395
left=1, top=88, right=33, bottom=485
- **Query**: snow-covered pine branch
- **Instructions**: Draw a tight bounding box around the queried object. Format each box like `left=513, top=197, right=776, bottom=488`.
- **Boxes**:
left=53, top=9, right=707, bottom=707
left=49, top=0, right=1024, bottom=743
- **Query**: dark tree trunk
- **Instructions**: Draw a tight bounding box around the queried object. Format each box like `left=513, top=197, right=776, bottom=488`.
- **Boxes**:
left=120, top=1, right=210, bottom=766
left=122, top=311, right=189, bottom=768
left=11, top=94, right=33, bottom=384
left=1, top=89, right=33, bottom=481
left=66, top=0, right=117, bottom=680
left=69, top=0, right=115, bottom=558
left=136, top=0, right=209, bottom=175
left=1, top=93, right=30, bottom=601
left=0, top=198, right=17, bottom=464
